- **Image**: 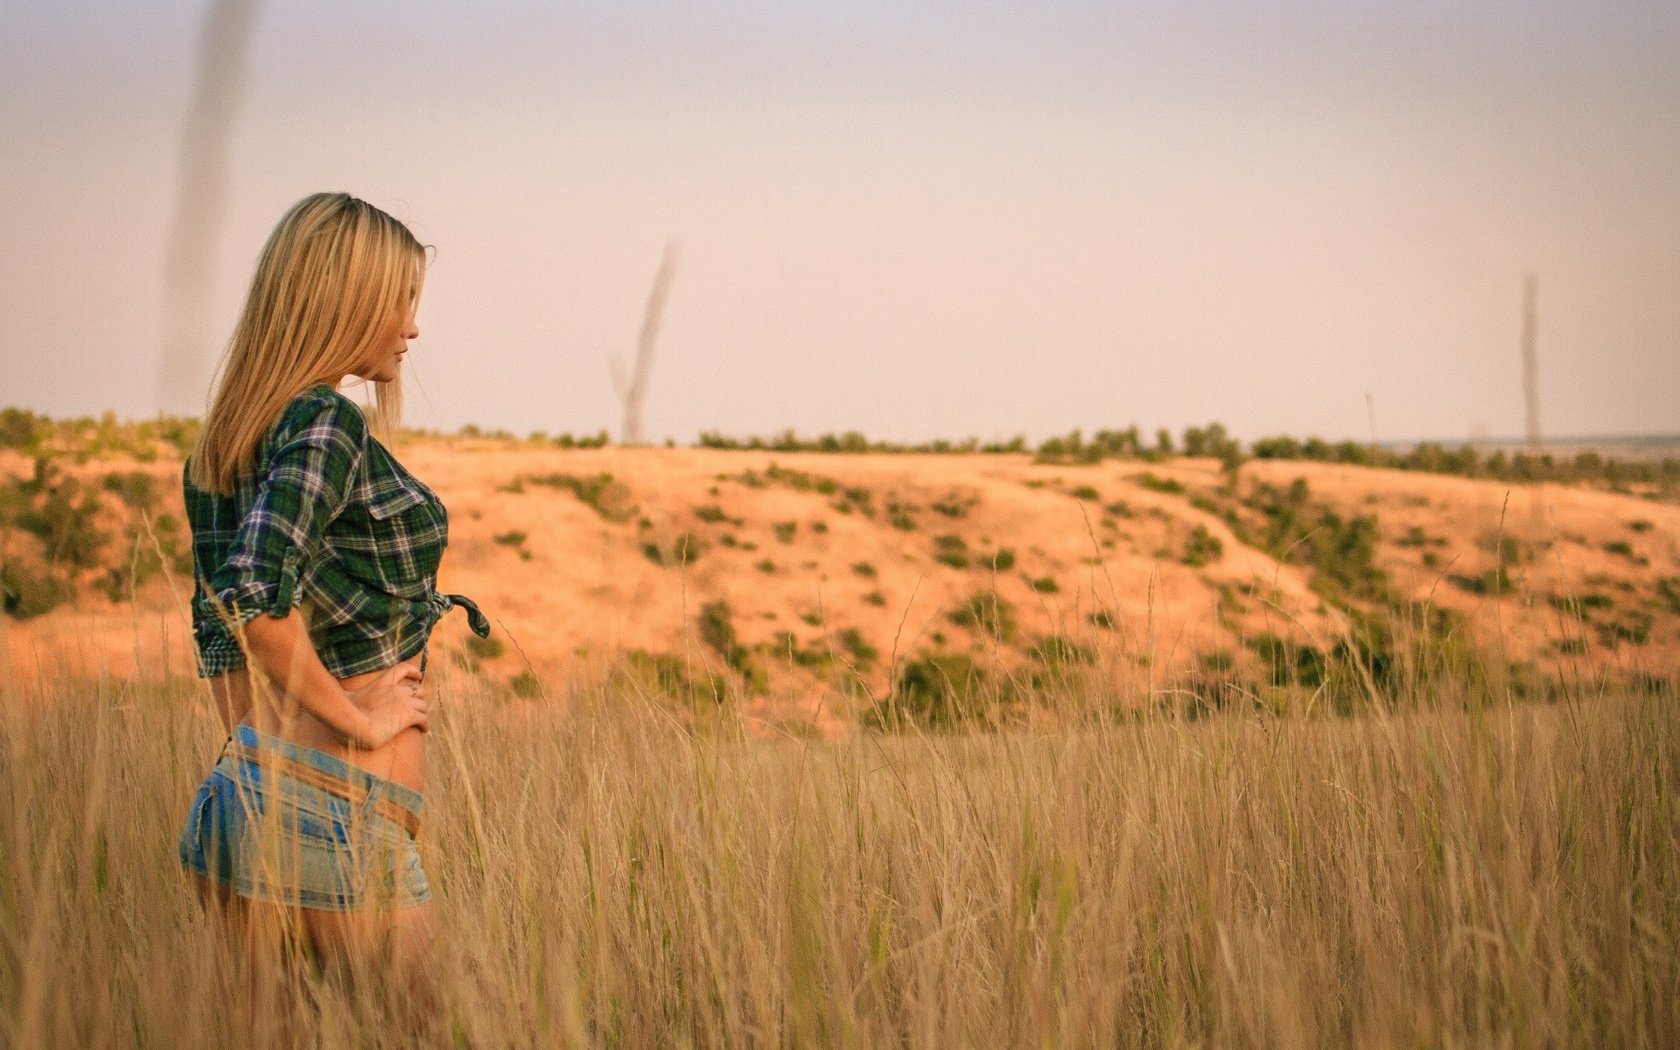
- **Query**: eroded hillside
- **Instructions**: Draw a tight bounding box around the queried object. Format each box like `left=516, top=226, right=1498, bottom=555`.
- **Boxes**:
left=4, top=434, right=1676, bottom=731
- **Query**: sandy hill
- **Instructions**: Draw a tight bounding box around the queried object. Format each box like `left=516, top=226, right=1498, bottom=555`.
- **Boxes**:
left=3, top=440, right=1676, bottom=730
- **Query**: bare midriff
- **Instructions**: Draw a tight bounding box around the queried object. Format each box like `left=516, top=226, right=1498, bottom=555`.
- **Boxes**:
left=206, top=655, right=427, bottom=794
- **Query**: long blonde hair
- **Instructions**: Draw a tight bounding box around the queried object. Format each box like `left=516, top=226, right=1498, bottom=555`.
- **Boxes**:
left=188, top=193, right=425, bottom=493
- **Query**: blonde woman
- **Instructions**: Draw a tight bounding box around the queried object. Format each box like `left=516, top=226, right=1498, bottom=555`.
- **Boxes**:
left=177, top=193, right=488, bottom=969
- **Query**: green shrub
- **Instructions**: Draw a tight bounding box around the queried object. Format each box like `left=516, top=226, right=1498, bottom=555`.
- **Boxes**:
left=1070, top=485, right=1101, bottom=501
left=948, top=592, right=1017, bottom=642
left=94, top=526, right=177, bottom=602
left=754, top=558, right=777, bottom=574
left=1033, top=427, right=1148, bottom=464
left=727, top=463, right=845, bottom=498
left=886, top=500, right=918, bottom=531
left=836, top=627, right=878, bottom=667
left=158, top=417, right=201, bottom=457
left=773, top=521, right=798, bottom=543
left=698, top=602, right=736, bottom=648
left=0, top=408, right=47, bottom=452
left=931, top=493, right=978, bottom=518
left=1477, top=533, right=1529, bottom=567
left=1395, top=526, right=1436, bottom=548
left=1627, top=520, right=1654, bottom=533
left=1596, top=613, right=1653, bottom=647
left=697, top=600, right=761, bottom=689
left=1248, top=604, right=1473, bottom=712
left=863, top=653, right=1001, bottom=731
left=1027, top=635, right=1094, bottom=668
left=766, top=463, right=840, bottom=494
left=1200, top=650, right=1236, bottom=674
left=616, top=648, right=727, bottom=707
left=850, top=561, right=877, bottom=578
left=10, top=464, right=108, bottom=570
left=1657, top=578, right=1680, bottom=615
left=933, top=534, right=970, bottom=569
left=692, top=504, right=737, bottom=525
left=642, top=532, right=706, bottom=567
left=1447, top=569, right=1511, bottom=596
left=1133, top=472, right=1184, bottom=495
left=985, top=548, right=1016, bottom=572
left=1181, top=525, right=1224, bottom=567
left=863, top=591, right=887, bottom=607
left=493, top=530, right=527, bottom=547
left=767, top=631, right=833, bottom=670
left=526, top=473, right=636, bottom=523
left=1088, top=609, right=1116, bottom=630
left=1548, top=593, right=1615, bottom=613
left=1026, top=576, right=1059, bottom=594
left=1241, top=479, right=1389, bottom=603
left=509, top=671, right=543, bottom=699
left=541, top=430, right=609, bottom=449
left=0, top=563, right=70, bottom=619
left=830, top=485, right=875, bottom=517
left=1249, top=632, right=1328, bottom=688
left=100, top=471, right=157, bottom=512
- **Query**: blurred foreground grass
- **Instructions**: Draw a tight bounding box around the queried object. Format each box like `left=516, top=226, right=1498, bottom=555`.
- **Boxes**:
left=1, top=662, right=1676, bottom=1048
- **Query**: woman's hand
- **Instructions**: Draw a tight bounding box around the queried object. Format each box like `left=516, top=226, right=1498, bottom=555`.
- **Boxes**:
left=345, top=664, right=429, bottom=748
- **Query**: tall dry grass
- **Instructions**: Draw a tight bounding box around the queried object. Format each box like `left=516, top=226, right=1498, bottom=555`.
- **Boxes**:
left=0, top=650, right=1676, bottom=1047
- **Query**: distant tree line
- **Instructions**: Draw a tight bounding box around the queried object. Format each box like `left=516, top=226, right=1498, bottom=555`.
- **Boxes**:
left=0, top=407, right=198, bottom=462
left=1247, top=434, right=1680, bottom=489
left=4, top=404, right=1675, bottom=493
left=691, top=423, right=1676, bottom=491
left=697, top=430, right=1029, bottom=455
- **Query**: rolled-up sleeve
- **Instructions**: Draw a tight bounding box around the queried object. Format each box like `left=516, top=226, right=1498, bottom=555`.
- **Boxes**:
left=207, top=397, right=366, bottom=624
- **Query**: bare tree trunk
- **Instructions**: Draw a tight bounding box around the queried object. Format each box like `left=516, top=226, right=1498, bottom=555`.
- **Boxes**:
left=158, top=0, right=262, bottom=417
left=1519, top=273, right=1547, bottom=531
left=614, top=243, right=680, bottom=446
left=1520, top=273, right=1541, bottom=457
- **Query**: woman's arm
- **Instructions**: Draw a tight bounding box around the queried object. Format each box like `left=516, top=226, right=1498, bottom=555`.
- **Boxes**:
left=203, top=391, right=421, bottom=745
left=243, top=609, right=428, bottom=748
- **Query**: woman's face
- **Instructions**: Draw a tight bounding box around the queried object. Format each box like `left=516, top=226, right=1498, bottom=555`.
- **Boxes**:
left=354, top=288, right=420, bottom=385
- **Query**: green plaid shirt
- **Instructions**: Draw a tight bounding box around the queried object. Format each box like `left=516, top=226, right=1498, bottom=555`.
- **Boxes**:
left=185, top=385, right=488, bottom=678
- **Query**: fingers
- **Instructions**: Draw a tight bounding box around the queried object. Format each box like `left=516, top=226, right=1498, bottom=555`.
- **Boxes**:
left=392, top=665, right=423, bottom=685
left=408, top=686, right=429, bottom=732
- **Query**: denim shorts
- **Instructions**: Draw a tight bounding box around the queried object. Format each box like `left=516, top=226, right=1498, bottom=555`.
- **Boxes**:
left=178, top=725, right=430, bottom=911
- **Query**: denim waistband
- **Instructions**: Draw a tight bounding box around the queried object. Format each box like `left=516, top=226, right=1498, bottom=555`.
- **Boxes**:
left=230, top=724, right=424, bottom=817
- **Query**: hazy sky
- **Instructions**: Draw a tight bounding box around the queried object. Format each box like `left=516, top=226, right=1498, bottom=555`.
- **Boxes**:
left=3, top=1, right=1677, bottom=444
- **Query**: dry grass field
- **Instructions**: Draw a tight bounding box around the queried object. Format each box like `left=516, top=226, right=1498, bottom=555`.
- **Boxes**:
left=1, top=659, right=1676, bottom=1047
